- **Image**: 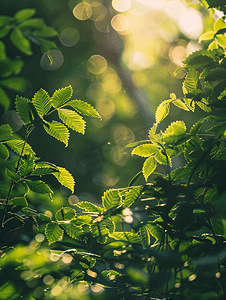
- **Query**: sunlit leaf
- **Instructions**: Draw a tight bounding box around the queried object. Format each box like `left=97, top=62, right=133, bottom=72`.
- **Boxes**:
left=172, top=99, right=189, bottom=111
left=58, top=108, right=85, bottom=134
left=132, top=144, right=158, bottom=157
left=25, top=179, right=53, bottom=194
left=155, top=150, right=172, bottom=167
left=10, top=28, right=32, bottom=55
left=31, top=162, right=58, bottom=175
left=14, top=9, right=36, bottom=22
left=63, top=220, right=84, bottom=239
left=145, top=223, right=164, bottom=243
left=142, top=156, right=157, bottom=181
left=183, top=50, right=214, bottom=68
left=109, top=232, right=142, bottom=244
left=0, top=124, right=13, bottom=142
left=101, top=270, right=122, bottom=278
left=184, top=98, right=195, bottom=112
left=103, top=218, right=115, bottom=234
left=45, top=223, right=64, bottom=245
left=43, top=121, right=69, bottom=146
left=190, top=118, right=204, bottom=135
left=90, top=223, right=109, bottom=243
left=183, top=69, right=199, bottom=94
left=102, top=189, right=121, bottom=210
left=52, top=86, right=73, bottom=108
left=77, top=201, right=103, bottom=213
left=122, top=186, right=143, bottom=208
left=15, top=95, right=31, bottom=125
left=5, top=140, right=35, bottom=156
left=214, top=17, right=226, bottom=32
left=32, top=88, right=51, bottom=116
left=163, top=121, right=186, bottom=145
left=55, top=207, right=76, bottom=221
left=52, top=167, right=75, bottom=193
left=8, top=196, right=28, bottom=207
left=155, top=100, right=171, bottom=124
left=198, top=31, right=215, bottom=42
left=19, top=155, right=35, bottom=176
left=66, top=100, right=101, bottom=119
left=139, top=226, right=150, bottom=248
left=196, top=99, right=212, bottom=112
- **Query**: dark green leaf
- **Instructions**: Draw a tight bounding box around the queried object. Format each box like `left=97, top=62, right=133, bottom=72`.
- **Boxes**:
left=139, top=225, right=150, bottom=248
left=10, top=28, right=32, bottom=55
left=0, top=143, right=9, bottom=159
left=0, top=16, right=12, bottom=27
left=8, top=196, right=28, bottom=207
left=34, top=26, right=58, bottom=37
left=18, top=18, right=44, bottom=29
left=14, top=9, right=36, bottom=22
left=205, top=68, right=226, bottom=81
left=183, top=50, right=215, bottom=68
left=19, top=155, right=35, bottom=176
left=0, top=27, right=10, bottom=39
left=15, top=96, right=31, bottom=125
left=0, top=124, right=13, bottom=142
left=0, top=87, right=10, bottom=111
left=37, top=38, right=57, bottom=53
left=24, top=179, right=53, bottom=194
left=190, top=118, right=204, bottom=135
left=0, top=77, right=26, bottom=91
left=5, top=168, right=20, bottom=181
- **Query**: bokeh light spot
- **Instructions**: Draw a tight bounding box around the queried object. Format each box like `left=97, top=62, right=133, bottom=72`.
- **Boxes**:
left=62, top=253, right=73, bottom=264
left=1, top=110, right=23, bottom=132
left=90, top=284, right=104, bottom=293
left=43, top=275, right=54, bottom=285
left=179, top=8, right=203, bottom=39
left=95, top=15, right=111, bottom=33
left=87, top=55, right=107, bottom=74
left=188, top=274, right=197, bottom=282
left=132, top=72, right=147, bottom=87
left=68, top=195, right=79, bottom=205
left=51, top=285, right=62, bottom=296
left=73, top=2, right=92, bottom=20
left=86, top=82, right=106, bottom=101
left=90, top=2, right=107, bottom=21
left=112, top=0, right=131, bottom=12
left=44, top=210, right=52, bottom=218
left=96, top=99, right=115, bottom=121
left=40, top=50, right=64, bottom=71
left=111, top=14, right=130, bottom=32
left=35, top=234, right=45, bottom=243
left=60, top=28, right=80, bottom=47
left=169, top=45, right=186, bottom=66
left=102, top=73, right=122, bottom=93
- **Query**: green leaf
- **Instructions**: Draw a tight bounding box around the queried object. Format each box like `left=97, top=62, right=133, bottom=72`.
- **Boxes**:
left=205, top=68, right=226, bottom=81
left=52, top=86, right=73, bottom=108
left=37, top=38, right=57, bottom=53
left=0, top=124, right=13, bottom=142
left=131, top=144, right=158, bottom=157
left=103, top=218, right=115, bottom=233
left=0, top=27, right=10, bottom=39
left=10, top=28, right=32, bottom=55
left=0, top=16, right=12, bottom=27
left=122, top=186, right=143, bottom=208
left=90, top=223, right=109, bottom=243
left=5, top=168, right=20, bottom=181
left=155, top=100, right=171, bottom=124
left=18, top=18, right=44, bottom=29
left=184, top=98, right=195, bottom=112
left=102, top=189, right=121, bottom=210
left=145, top=223, right=164, bottom=243
left=34, top=26, right=58, bottom=37
left=142, top=156, right=157, bottom=181
left=196, top=99, right=212, bottom=112
left=31, top=162, right=58, bottom=175
left=63, top=221, right=84, bottom=239
left=163, top=121, right=187, bottom=145
left=101, top=270, right=122, bottom=278
left=32, top=88, right=51, bottom=116
left=216, top=35, right=226, bottom=47
left=198, top=31, right=215, bottom=42
left=52, top=167, right=75, bottom=193
left=43, top=121, right=69, bottom=146
left=183, top=50, right=214, bottom=68
left=55, top=207, right=76, bottom=221
left=148, top=123, right=157, bottom=140
left=0, top=77, right=26, bottom=91
left=19, top=155, right=35, bottom=176
left=109, top=232, right=141, bottom=244
left=15, top=96, right=31, bottom=125
left=25, top=179, right=53, bottom=194
left=190, top=118, right=204, bottom=136
left=183, top=69, right=199, bottom=94
left=172, top=99, right=189, bottom=111
left=8, top=196, right=28, bottom=207
left=208, top=40, right=219, bottom=50
left=14, top=9, right=36, bottom=22
left=139, top=226, right=150, bottom=248
left=155, top=150, right=172, bottom=166
left=58, top=108, right=85, bottom=134
left=214, top=18, right=226, bottom=32
left=5, top=140, right=35, bottom=156
left=0, top=143, right=9, bottom=159
left=0, top=87, right=10, bottom=111
left=45, top=223, right=64, bottom=245
left=77, top=201, right=103, bottom=213
left=66, top=100, right=101, bottom=119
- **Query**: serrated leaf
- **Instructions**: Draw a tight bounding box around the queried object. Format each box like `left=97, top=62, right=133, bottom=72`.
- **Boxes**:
left=183, top=69, right=199, bottom=94
left=10, top=28, right=32, bottom=55
left=183, top=50, right=214, bottom=68
left=198, top=31, right=215, bottom=42
left=25, top=179, right=53, bottom=194
left=52, top=86, right=73, bottom=108
left=155, top=150, right=172, bottom=167
left=148, top=123, right=158, bottom=140
left=8, top=196, right=28, bottom=207
left=101, top=270, right=122, bottom=278
left=5, top=168, right=20, bottom=181
left=19, top=155, right=35, bottom=176
left=124, top=140, right=150, bottom=149
left=53, top=167, right=74, bottom=193
left=109, top=232, right=141, bottom=244
left=66, top=100, right=101, bottom=119
left=163, top=121, right=186, bottom=145
left=205, top=68, right=226, bottom=81
left=5, top=140, right=35, bottom=156
left=77, top=201, right=103, bottom=213
left=18, top=18, right=44, bottom=29
left=45, top=223, right=64, bottom=245
left=15, top=95, right=31, bottom=125
left=184, top=98, right=195, bottom=112
left=90, top=223, right=109, bottom=243
left=0, top=87, right=10, bottom=111
left=190, top=118, right=204, bottom=135
left=122, top=186, right=143, bottom=208
left=142, top=156, right=157, bottom=181
left=0, top=124, right=13, bottom=142
left=0, top=143, right=9, bottom=159
left=132, top=144, right=158, bottom=157
left=14, top=9, right=36, bottom=22
left=214, top=18, right=226, bottom=32
left=58, top=108, right=85, bottom=134
left=103, top=218, right=115, bottom=233
left=31, top=163, right=58, bottom=175
left=55, top=207, right=76, bottom=221
left=63, top=221, right=84, bottom=239
left=32, top=88, right=51, bottom=116
left=172, top=99, right=189, bottom=111
left=102, top=189, right=121, bottom=210
left=0, top=77, right=26, bottom=91
left=213, top=79, right=226, bottom=98
left=196, top=99, right=212, bottom=112
left=146, top=223, right=164, bottom=243
left=43, top=121, right=69, bottom=146
left=155, top=100, right=171, bottom=124
left=139, top=226, right=150, bottom=248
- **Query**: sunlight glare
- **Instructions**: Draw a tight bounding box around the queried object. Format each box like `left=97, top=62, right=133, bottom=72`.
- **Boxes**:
left=73, top=2, right=92, bottom=20
left=112, top=0, right=131, bottom=12
left=179, top=8, right=203, bottom=39
left=111, top=14, right=130, bottom=33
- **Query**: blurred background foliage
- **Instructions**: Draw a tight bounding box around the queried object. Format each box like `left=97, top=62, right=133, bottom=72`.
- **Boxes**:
left=0, top=0, right=217, bottom=207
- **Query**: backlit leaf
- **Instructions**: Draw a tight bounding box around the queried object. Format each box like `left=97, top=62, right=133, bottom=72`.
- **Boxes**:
left=139, top=226, right=150, bottom=248
left=52, top=167, right=75, bottom=193
left=0, top=124, right=13, bottom=142
left=77, top=201, right=103, bottom=213
left=31, top=162, right=58, bottom=175
left=45, top=223, right=64, bottom=245
left=55, top=207, right=76, bottom=221
left=102, top=189, right=121, bottom=210
left=52, top=86, right=73, bottom=108
left=190, top=118, right=204, bottom=135
left=132, top=144, right=158, bottom=157
left=198, top=31, right=215, bottom=42
left=214, top=17, right=226, bottom=32
left=172, top=99, right=189, bottom=111
left=15, top=95, right=31, bottom=125
left=155, top=150, right=172, bottom=167
left=25, top=179, right=53, bottom=194
left=19, top=155, right=35, bottom=176
left=32, top=88, right=51, bottom=116
left=5, top=140, right=35, bottom=156
left=63, top=221, right=84, bottom=239
left=90, top=223, right=109, bottom=243
left=43, top=121, right=69, bottom=146
left=109, top=232, right=141, bottom=244
left=163, top=121, right=186, bottom=145
left=58, top=108, right=85, bottom=134
left=67, top=100, right=101, bottom=119
left=155, top=100, right=171, bottom=124
left=183, top=69, right=199, bottom=94
left=122, top=186, right=144, bottom=208
left=142, top=156, right=157, bottom=181
left=10, top=28, right=32, bottom=55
